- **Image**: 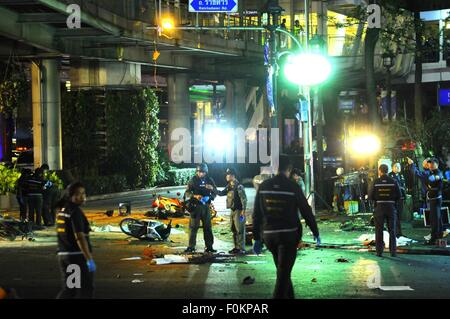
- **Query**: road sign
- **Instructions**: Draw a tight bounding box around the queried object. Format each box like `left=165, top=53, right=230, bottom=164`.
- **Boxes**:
left=189, top=0, right=238, bottom=13
left=438, top=88, right=450, bottom=106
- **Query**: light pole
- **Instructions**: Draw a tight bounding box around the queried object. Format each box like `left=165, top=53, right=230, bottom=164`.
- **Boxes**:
left=382, top=51, right=395, bottom=121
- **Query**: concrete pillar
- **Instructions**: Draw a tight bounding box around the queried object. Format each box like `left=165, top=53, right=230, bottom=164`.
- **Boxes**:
left=168, top=73, right=190, bottom=159
left=31, top=59, right=63, bottom=170
left=233, top=79, right=247, bottom=131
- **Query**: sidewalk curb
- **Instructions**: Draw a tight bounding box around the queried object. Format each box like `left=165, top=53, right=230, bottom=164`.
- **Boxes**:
left=87, top=185, right=187, bottom=202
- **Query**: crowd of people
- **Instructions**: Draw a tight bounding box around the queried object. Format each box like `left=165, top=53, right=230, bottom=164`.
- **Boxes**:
left=16, top=164, right=60, bottom=228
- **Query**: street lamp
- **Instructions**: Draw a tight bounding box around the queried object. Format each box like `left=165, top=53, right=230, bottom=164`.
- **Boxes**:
left=382, top=51, right=396, bottom=121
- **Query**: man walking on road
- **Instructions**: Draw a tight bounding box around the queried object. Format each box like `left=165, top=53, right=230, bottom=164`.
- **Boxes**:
left=252, top=155, right=320, bottom=299
left=369, top=164, right=402, bottom=257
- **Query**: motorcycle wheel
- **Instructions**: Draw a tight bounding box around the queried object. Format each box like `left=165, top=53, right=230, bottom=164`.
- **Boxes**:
left=119, top=218, right=147, bottom=239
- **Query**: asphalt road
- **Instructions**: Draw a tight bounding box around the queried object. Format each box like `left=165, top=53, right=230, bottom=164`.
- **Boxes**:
left=1, top=187, right=450, bottom=299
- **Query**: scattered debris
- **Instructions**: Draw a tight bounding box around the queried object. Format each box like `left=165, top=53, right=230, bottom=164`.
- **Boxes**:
left=133, top=273, right=144, bottom=276
left=340, top=220, right=373, bottom=232
left=131, top=279, right=144, bottom=284
left=92, top=225, right=121, bottom=233
left=378, top=286, right=414, bottom=291
left=115, top=274, right=121, bottom=278
left=358, top=232, right=417, bottom=247
left=151, top=254, right=189, bottom=265
left=245, top=261, right=267, bottom=264
left=336, top=258, right=350, bottom=263
left=242, top=276, right=255, bottom=285
left=121, top=257, right=142, bottom=261
left=170, top=228, right=185, bottom=235
left=311, top=278, right=317, bottom=283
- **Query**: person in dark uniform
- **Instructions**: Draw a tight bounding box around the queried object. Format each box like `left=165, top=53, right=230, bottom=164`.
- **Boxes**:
left=56, top=182, right=95, bottom=299
left=41, top=164, right=60, bottom=226
left=388, top=163, right=406, bottom=237
left=217, top=168, right=247, bottom=254
left=369, top=164, right=402, bottom=257
left=16, top=168, right=32, bottom=221
left=252, top=156, right=320, bottom=299
left=423, top=158, right=444, bottom=244
left=408, top=157, right=430, bottom=210
left=184, top=163, right=218, bottom=253
left=24, top=168, right=46, bottom=227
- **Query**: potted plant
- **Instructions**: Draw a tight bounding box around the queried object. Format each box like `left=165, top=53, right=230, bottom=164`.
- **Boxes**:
left=0, top=163, right=21, bottom=210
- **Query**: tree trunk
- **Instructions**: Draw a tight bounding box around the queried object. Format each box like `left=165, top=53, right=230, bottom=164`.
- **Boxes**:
left=414, top=10, right=423, bottom=131
left=364, top=9, right=381, bottom=131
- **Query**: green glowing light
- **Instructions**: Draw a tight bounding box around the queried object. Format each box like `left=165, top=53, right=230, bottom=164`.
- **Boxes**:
left=284, top=53, right=332, bottom=86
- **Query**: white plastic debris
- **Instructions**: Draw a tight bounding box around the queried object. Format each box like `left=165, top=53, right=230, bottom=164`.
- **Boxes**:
left=357, top=231, right=417, bottom=247
left=132, top=279, right=144, bottom=283
left=121, top=257, right=142, bottom=261
left=170, top=228, right=185, bottom=235
left=91, top=225, right=122, bottom=233
left=152, top=254, right=189, bottom=265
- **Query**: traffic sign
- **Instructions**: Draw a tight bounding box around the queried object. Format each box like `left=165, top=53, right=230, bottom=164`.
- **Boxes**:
left=438, top=88, right=450, bottom=106
left=189, top=0, right=238, bottom=13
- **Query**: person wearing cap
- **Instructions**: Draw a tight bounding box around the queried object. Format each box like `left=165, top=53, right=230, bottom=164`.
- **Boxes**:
left=290, top=168, right=306, bottom=195
left=407, top=157, right=431, bottom=210
left=369, top=164, right=402, bottom=257
left=217, top=168, right=247, bottom=254
left=388, top=163, right=406, bottom=237
left=424, top=158, right=444, bottom=244
left=184, top=163, right=218, bottom=253
left=252, top=155, right=320, bottom=299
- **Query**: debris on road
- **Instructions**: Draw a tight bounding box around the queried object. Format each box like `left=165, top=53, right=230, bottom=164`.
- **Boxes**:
left=357, top=232, right=417, bottom=247
left=91, top=225, right=122, bottom=233
left=131, top=279, right=144, bottom=284
left=242, top=276, right=255, bottom=285
left=336, top=258, right=350, bottom=263
left=245, top=261, right=267, bottom=264
left=151, top=254, right=189, bottom=265
left=121, top=257, right=143, bottom=261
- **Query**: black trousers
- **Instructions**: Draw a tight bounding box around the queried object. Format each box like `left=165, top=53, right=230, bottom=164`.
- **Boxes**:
left=43, top=188, right=59, bottom=226
left=56, top=254, right=94, bottom=299
left=17, top=195, right=28, bottom=221
left=188, top=204, right=214, bottom=250
left=27, top=195, right=43, bottom=226
left=428, top=197, right=443, bottom=242
left=374, top=203, right=397, bottom=255
left=263, top=229, right=300, bottom=299
left=395, top=199, right=404, bottom=237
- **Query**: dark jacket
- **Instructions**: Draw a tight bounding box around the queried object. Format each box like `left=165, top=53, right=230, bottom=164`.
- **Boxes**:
left=23, top=173, right=45, bottom=196
left=185, top=175, right=217, bottom=204
left=217, top=180, right=247, bottom=211
left=252, top=174, right=319, bottom=241
left=410, top=163, right=430, bottom=197
left=369, top=174, right=401, bottom=205
left=388, top=172, right=406, bottom=198
left=426, top=169, right=443, bottom=200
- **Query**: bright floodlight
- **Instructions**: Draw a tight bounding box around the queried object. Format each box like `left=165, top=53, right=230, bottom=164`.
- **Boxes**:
left=284, top=53, right=332, bottom=86
left=203, top=127, right=234, bottom=154
left=161, top=17, right=174, bottom=30
left=349, top=135, right=381, bottom=157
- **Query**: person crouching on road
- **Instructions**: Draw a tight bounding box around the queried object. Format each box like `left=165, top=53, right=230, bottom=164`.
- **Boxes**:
left=369, top=164, right=402, bottom=257
left=184, top=163, right=218, bottom=254
left=56, top=182, right=95, bottom=299
left=217, top=168, right=247, bottom=254
left=252, top=155, right=320, bottom=299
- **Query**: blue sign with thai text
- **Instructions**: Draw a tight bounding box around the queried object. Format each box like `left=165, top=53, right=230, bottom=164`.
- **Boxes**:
left=189, top=0, right=238, bottom=13
left=439, top=89, right=450, bottom=106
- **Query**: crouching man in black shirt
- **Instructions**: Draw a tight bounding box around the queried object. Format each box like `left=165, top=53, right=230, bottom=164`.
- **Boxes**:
left=56, top=182, right=95, bottom=299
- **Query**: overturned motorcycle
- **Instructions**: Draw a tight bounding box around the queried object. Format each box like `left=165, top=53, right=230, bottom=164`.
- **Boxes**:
left=146, top=193, right=217, bottom=220
left=119, top=218, right=172, bottom=241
